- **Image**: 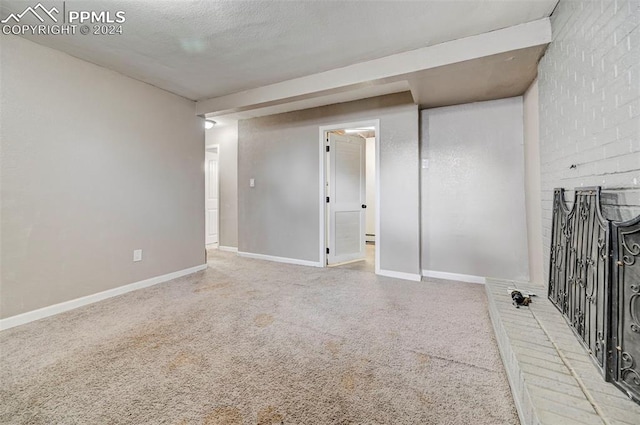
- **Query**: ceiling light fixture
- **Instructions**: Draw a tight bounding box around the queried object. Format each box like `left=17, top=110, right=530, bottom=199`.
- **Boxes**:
left=344, top=126, right=375, bottom=133
left=204, top=119, right=216, bottom=129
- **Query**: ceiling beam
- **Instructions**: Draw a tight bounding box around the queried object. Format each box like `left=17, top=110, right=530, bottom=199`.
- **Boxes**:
left=196, top=18, right=551, bottom=117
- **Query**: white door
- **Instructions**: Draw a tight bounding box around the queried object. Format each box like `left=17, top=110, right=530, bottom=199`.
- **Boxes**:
left=327, top=133, right=366, bottom=265
left=365, top=137, right=376, bottom=243
left=205, top=150, right=219, bottom=245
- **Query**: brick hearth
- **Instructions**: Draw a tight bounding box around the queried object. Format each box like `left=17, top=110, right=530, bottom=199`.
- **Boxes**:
left=486, top=279, right=640, bottom=425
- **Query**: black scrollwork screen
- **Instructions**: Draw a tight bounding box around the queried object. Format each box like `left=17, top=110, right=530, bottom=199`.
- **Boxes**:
left=549, top=187, right=640, bottom=404
left=548, top=187, right=610, bottom=376
left=612, top=213, right=640, bottom=402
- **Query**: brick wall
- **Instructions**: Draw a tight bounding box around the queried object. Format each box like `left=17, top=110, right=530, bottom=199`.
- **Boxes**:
left=538, top=0, right=640, bottom=282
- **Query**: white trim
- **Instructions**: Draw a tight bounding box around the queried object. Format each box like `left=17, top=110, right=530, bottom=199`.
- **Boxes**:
left=377, top=269, right=422, bottom=282
left=0, top=264, right=207, bottom=331
left=205, top=145, right=220, bottom=246
left=218, top=245, right=238, bottom=253
left=238, top=251, right=323, bottom=268
left=374, top=122, right=381, bottom=275
left=422, top=269, right=486, bottom=284
left=319, top=125, right=327, bottom=266
left=318, top=119, right=380, bottom=270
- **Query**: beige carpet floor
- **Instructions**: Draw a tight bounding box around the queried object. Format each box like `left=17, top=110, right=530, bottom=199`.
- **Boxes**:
left=1, top=250, right=519, bottom=425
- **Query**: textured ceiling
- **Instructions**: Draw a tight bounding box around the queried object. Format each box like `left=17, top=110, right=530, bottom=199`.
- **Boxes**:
left=1, top=0, right=558, bottom=101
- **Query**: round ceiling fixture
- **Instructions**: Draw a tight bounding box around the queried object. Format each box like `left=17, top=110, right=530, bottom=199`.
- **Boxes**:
left=204, top=119, right=216, bottom=130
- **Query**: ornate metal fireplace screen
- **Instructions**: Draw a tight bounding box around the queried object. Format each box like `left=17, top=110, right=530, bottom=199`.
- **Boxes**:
left=549, top=187, right=640, bottom=403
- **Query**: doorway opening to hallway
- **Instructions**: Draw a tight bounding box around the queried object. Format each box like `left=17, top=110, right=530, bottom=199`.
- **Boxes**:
left=319, top=120, right=379, bottom=274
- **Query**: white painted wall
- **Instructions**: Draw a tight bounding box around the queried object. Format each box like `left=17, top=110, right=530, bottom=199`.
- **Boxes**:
left=538, top=0, right=640, bottom=284
left=0, top=36, right=205, bottom=319
left=205, top=121, right=238, bottom=248
left=421, top=97, right=530, bottom=282
left=238, top=93, right=420, bottom=276
left=523, top=79, right=544, bottom=285
left=365, top=137, right=376, bottom=242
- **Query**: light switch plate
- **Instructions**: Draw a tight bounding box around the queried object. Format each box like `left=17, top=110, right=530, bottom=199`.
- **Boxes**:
left=250, top=178, right=255, bottom=187
left=133, top=249, right=142, bottom=262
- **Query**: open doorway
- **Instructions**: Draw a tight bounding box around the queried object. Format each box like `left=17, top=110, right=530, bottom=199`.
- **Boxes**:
left=319, top=120, right=379, bottom=274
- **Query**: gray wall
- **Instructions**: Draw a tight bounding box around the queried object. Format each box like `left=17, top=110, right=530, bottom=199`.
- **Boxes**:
left=206, top=121, right=238, bottom=248
left=421, top=97, right=530, bottom=281
left=0, top=36, right=205, bottom=319
left=538, top=0, right=640, bottom=283
left=523, top=80, right=544, bottom=285
left=238, top=93, right=420, bottom=275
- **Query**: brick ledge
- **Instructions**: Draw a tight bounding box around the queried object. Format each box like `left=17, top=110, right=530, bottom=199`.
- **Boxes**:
left=485, top=279, right=640, bottom=425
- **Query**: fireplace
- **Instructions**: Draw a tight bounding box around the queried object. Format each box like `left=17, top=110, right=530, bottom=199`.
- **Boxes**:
left=548, top=187, right=640, bottom=404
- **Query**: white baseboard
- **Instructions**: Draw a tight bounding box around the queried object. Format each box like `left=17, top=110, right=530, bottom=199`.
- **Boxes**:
left=422, top=269, right=486, bottom=284
left=218, top=246, right=238, bottom=253
left=0, top=264, right=207, bottom=331
left=238, top=251, right=322, bottom=268
left=376, top=269, right=422, bottom=282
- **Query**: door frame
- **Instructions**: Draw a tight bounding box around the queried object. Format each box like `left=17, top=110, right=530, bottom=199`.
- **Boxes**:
left=318, top=119, right=380, bottom=273
left=205, top=145, right=220, bottom=247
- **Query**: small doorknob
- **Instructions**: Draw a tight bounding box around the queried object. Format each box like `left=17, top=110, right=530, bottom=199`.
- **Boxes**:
left=362, top=204, right=367, bottom=209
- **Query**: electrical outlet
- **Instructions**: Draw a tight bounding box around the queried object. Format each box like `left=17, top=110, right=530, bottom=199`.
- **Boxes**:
left=133, top=249, right=142, bottom=262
